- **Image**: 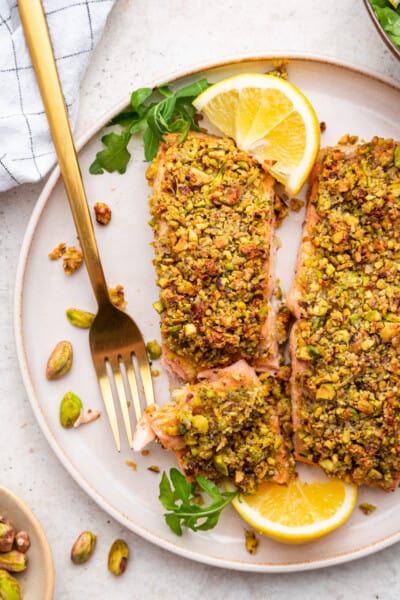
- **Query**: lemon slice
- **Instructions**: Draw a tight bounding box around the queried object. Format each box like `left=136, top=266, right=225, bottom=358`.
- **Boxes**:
left=193, top=73, right=320, bottom=195
left=231, top=472, right=357, bottom=544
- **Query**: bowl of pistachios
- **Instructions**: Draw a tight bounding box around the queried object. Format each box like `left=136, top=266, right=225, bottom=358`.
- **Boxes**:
left=0, top=486, right=54, bottom=600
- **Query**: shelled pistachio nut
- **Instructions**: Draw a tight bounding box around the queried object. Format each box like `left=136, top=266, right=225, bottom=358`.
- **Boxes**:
left=0, top=523, right=15, bottom=553
left=59, top=392, right=82, bottom=428
left=66, top=308, right=95, bottom=329
left=46, top=341, right=73, bottom=379
left=0, top=551, right=26, bottom=573
left=71, top=531, right=97, bottom=565
left=14, top=532, right=30, bottom=554
left=0, top=569, right=22, bottom=600
left=107, top=539, right=129, bottom=576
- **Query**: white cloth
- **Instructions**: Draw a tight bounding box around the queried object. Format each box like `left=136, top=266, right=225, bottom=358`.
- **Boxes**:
left=0, top=0, right=116, bottom=192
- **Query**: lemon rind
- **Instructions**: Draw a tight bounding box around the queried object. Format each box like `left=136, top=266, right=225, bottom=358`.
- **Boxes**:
left=193, top=72, right=320, bottom=195
left=231, top=483, right=358, bottom=544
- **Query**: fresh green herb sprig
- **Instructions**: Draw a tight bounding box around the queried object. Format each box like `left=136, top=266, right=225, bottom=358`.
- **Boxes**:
left=89, top=79, right=210, bottom=175
left=159, top=468, right=238, bottom=536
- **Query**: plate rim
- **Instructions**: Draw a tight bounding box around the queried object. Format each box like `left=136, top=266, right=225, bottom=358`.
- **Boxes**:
left=13, top=53, right=400, bottom=573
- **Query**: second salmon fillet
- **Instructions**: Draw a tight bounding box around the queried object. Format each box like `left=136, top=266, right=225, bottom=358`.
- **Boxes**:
left=287, top=137, right=400, bottom=490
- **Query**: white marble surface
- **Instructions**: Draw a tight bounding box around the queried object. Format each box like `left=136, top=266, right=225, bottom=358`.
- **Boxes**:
left=1, top=1, right=400, bottom=598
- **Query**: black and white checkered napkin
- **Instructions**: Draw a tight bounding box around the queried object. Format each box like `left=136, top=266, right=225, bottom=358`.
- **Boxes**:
left=0, top=0, right=115, bottom=192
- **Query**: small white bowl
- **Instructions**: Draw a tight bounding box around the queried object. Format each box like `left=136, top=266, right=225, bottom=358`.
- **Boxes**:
left=0, top=486, right=54, bottom=599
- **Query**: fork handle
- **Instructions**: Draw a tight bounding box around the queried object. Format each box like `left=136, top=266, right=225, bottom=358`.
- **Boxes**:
left=18, top=0, right=110, bottom=306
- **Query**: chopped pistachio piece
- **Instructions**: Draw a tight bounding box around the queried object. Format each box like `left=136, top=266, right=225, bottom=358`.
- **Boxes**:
left=244, top=529, right=259, bottom=555
left=359, top=502, right=377, bottom=516
left=63, top=246, right=83, bottom=275
left=66, top=308, right=95, bottom=329
left=146, top=340, right=162, bottom=361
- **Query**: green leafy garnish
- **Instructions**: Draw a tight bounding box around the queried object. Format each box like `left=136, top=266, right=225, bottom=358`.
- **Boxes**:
left=89, top=79, right=211, bottom=175
left=370, top=0, right=400, bottom=49
left=159, top=468, right=238, bottom=536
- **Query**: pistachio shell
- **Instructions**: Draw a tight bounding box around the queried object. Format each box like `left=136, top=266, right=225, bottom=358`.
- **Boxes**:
left=59, top=392, right=83, bottom=428
left=46, top=341, right=73, bottom=379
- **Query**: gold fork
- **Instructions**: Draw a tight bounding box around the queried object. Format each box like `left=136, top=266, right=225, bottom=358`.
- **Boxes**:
left=19, top=0, right=155, bottom=451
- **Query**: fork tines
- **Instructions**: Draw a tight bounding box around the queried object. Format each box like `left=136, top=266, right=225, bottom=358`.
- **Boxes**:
left=93, top=346, right=154, bottom=452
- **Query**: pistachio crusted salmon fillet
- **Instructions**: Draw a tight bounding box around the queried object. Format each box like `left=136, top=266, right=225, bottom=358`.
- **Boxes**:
left=287, top=137, right=400, bottom=490
left=133, top=360, right=294, bottom=493
left=146, top=132, right=278, bottom=381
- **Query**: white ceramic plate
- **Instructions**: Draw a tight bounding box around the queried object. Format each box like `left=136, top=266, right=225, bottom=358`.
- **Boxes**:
left=0, top=486, right=54, bottom=599
left=14, top=57, right=400, bottom=572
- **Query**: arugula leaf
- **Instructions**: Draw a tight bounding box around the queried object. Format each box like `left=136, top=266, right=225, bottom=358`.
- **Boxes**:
left=131, top=87, right=153, bottom=110
left=89, top=130, right=132, bottom=175
left=89, top=78, right=210, bottom=175
left=159, top=468, right=238, bottom=536
left=370, top=0, right=400, bottom=47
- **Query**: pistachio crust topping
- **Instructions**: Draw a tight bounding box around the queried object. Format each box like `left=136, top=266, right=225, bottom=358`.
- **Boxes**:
left=144, top=365, right=294, bottom=493
left=291, top=138, right=400, bottom=489
left=147, top=133, right=276, bottom=376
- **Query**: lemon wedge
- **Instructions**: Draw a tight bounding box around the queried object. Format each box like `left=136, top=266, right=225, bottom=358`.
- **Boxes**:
left=388, top=0, right=399, bottom=8
left=193, top=73, right=320, bottom=195
left=231, top=472, right=357, bottom=544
